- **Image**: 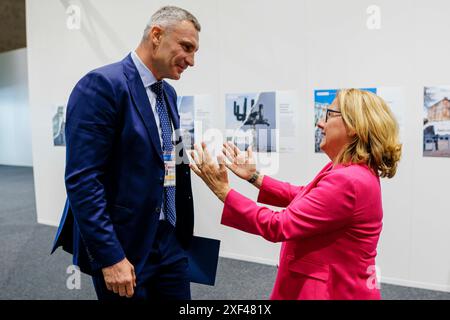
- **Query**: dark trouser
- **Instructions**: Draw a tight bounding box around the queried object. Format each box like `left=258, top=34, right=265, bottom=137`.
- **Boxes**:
left=92, top=220, right=191, bottom=300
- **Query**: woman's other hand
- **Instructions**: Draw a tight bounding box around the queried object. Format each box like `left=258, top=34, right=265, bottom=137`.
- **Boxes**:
left=189, top=142, right=231, bottom=202
left=222, top=142, right=256, bottom=181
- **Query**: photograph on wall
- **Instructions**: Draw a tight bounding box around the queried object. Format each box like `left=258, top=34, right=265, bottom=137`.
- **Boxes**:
left=423, top=86, right=450, bottom=157
left=177, top=95, right=213, bottom=150
left=225, top=92, right=277, bottom=153
left=314, top=87, right=404, bottom=153
left=52, top=105, right=66, bottom=147
left=177, top=95, right=195, bottom=149
left=314, top=89, right=338, bottom=153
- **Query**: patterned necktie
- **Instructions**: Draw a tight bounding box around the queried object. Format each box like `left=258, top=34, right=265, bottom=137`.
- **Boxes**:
left=150, top=81, right=176, bottom=227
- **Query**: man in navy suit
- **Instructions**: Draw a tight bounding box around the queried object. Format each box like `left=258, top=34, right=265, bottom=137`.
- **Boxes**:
left=51, top=6, right=200, bottom=300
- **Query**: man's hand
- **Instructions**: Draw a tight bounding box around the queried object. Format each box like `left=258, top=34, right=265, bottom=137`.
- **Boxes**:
left=102, top=257, right=137, bottom=298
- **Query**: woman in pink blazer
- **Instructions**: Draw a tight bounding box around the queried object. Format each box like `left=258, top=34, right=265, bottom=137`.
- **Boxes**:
left=190, top=89, right=402, bottom=300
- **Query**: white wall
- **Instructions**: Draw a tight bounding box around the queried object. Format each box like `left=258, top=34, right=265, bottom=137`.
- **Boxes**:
left=0, top=48, right=32, bottom=166
left=26, top=0, right=450, bottom=292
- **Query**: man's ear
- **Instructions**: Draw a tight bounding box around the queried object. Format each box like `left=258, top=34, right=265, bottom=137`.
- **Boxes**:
left=150, top=26, right=163, bottom=47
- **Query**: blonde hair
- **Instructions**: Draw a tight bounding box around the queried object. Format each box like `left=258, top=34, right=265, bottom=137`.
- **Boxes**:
left=335, top=88, right=402, bottom=178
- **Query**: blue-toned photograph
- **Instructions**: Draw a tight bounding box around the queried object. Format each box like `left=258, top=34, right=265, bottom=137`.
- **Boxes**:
left=52, top=105, right=66, bottom=147
left=423, top=86, right=450, bottom=157
left=177, top=95, right=195, bottom=149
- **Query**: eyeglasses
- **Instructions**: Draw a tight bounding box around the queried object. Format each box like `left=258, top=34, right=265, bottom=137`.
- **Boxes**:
left=325, top=108, right=342, bottom=122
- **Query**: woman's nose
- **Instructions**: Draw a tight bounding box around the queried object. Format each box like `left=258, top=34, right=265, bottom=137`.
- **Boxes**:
left=317, top=120, right=325, bottom=130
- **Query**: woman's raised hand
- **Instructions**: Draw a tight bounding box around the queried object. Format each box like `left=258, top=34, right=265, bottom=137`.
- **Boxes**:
left=222, top=142, right=257, bottom=181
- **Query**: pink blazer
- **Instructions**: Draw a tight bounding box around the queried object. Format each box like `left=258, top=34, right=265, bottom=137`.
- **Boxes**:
left=221, top=162, right=383, bottom=300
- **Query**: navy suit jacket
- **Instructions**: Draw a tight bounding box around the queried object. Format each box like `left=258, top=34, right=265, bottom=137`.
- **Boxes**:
left=51, top=54, right=194, bottom=276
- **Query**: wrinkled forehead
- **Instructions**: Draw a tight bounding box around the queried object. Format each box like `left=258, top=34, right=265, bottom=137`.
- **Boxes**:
left=166, top=20, right=199, bottom=47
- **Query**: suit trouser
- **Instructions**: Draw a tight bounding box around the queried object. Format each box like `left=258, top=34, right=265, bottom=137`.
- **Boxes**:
left=92, top=220, right=191, bottom=300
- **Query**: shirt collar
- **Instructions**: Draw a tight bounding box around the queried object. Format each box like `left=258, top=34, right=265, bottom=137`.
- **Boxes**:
left=130, top=51, right=158, bottom=88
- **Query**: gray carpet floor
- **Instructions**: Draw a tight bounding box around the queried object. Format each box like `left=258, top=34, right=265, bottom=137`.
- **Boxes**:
left=0, top=165, right=449, bottom=300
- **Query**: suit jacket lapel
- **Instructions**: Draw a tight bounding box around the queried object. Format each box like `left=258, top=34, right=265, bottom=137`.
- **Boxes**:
left=123, top=55, right=164, bottom=164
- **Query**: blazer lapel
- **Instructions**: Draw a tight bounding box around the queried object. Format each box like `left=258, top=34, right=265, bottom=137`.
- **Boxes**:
left=123, top=55, right=164, bottom=164
left=298, top=162, right=334, bottom=198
